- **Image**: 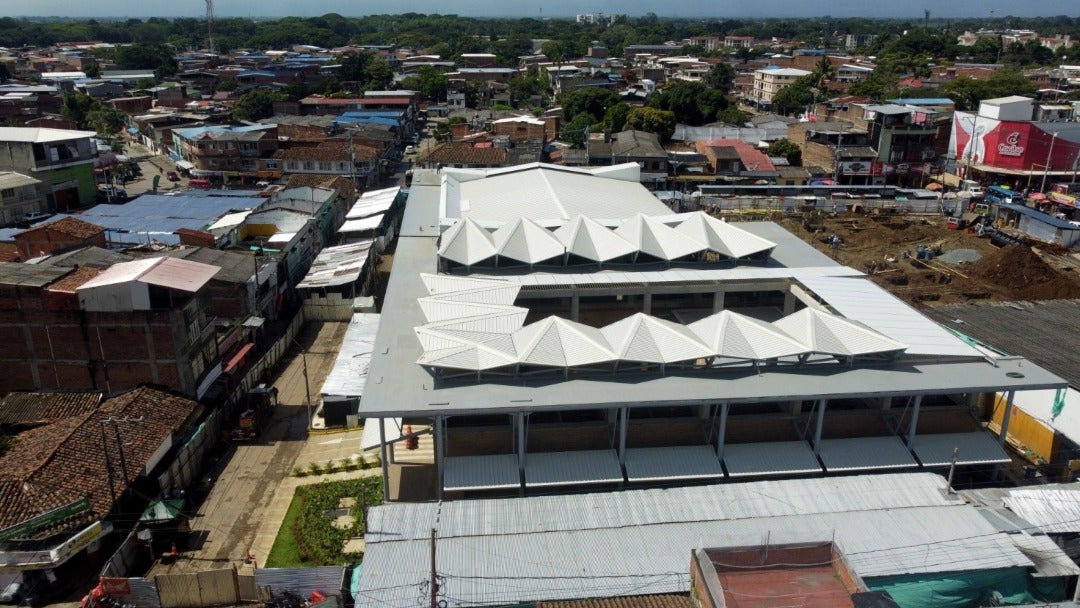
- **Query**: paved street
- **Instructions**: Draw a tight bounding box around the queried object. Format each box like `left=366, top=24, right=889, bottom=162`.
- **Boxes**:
left=152, top=321, right=347, bottom=574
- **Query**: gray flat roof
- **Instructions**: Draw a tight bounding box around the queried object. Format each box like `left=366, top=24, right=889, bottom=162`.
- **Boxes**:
left=723, top=440, right=821, bottom=477
left=444, top=454, right=519, bottom=491
left=623, top=445, right=724, bottom=482
left=359, top=235, right=1065, bottom=418
left=525, top=449, right=622, bottom=487
left=910, top=432, right=1011, bottom=466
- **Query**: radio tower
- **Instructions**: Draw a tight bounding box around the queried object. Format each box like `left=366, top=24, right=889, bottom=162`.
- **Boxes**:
left=205, top=0, right=216, bottom=53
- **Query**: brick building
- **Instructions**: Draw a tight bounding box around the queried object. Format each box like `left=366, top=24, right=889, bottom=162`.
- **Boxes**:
left=13, top=216, right=106, bottom=260
left=0, top=257, right=224, bottom=398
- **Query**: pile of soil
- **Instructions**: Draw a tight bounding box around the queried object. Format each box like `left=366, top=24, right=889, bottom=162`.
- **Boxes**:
left=970, top=245, right=1080, bottom=301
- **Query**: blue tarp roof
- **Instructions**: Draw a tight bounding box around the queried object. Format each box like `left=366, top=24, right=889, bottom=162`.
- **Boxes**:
left=1000, top=202, right=1080, bottom=230
left=333, top=116, right=400, bottom=127
left=77, top=192, right=265, bottom=246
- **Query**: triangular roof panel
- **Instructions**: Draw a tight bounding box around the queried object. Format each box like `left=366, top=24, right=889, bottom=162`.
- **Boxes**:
left=553, top=215, right=637, bottom=262
left=437, top=217, right=497, bottom=266
left=417, top=298, right=527, bottom=323
left=672, top=212, right=776, bottom=259
left=689, top=310, right=809, bottom=360
left=493, top=217, right=566, bottom=264
left=511, top=316, right=616, bottom=367
left=774, top=308, right=907, bottom=357
left=615, top=214, right=706, bottom=261
left=601, top=313, right=713, bottom=364
left=417, top=341, right=518, bottom=371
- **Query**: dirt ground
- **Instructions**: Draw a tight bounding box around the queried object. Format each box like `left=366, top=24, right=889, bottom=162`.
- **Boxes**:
left=774, top=212, right=1080, bottom=308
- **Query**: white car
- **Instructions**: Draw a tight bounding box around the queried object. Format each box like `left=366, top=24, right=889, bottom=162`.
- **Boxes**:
left=404, top=145, right=417, bottom=155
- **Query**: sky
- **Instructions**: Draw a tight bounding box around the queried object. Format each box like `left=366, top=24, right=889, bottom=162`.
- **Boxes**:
left=10, top=0, right=1080, bottom=19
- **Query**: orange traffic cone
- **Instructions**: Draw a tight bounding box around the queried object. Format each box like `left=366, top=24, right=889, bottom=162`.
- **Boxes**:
left=405, top=425, right=417, bottom=450
left=171, top=543, right=178, bottom=557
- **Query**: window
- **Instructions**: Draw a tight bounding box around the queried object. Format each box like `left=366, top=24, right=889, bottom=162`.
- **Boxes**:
left=264, top=160, right=278, bottom=170
left=0, top=188, right=13, bottom=199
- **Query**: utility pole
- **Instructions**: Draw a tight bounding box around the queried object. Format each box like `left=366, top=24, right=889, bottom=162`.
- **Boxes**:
left=1040, top=131, right=1058, bottom=193
left=429, top=528, right=439, bottom=608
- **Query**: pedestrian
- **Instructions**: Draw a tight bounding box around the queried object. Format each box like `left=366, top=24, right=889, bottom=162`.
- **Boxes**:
left=158, top=166, right=163, bottom=175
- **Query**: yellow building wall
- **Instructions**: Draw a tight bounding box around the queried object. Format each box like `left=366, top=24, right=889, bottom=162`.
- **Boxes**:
left=988, top=392, right=1058, bottom=464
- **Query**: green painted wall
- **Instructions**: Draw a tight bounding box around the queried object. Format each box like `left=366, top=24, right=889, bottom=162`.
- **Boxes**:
left=42, top=163, right=96, bottom=206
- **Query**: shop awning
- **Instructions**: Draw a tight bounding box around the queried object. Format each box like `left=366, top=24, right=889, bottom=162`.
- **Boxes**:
left=910, top=432, right=1011, bottom=467
left=723, top=441, right=822, bottom=478
left=816, top=436, right=919, bottom=472
left=524, top=449, right=622, bottom=487
left=176, top=160, right=195, bottom=171
left=444, top=454, right=520, bottom=492
left=623, top=445, right=724, bottom=482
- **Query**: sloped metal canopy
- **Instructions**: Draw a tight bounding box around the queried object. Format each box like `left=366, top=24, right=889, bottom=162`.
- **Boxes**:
left=615, top=213, right=706, bottom=261
left=493, top=217, right=566, bottom=264
left=417, top=298, right=527, bottom=323
left=437, top=216, right=497, bottom=266
left=419, top=273, right=519, bottom=305
left=773, top=307, right=907, bottom=357
left=417, top=340, right=518, bottom=371
left=553, top=214, right=637, bottom=262
left=601, top=312, right=713, bottom=364
left=689, top=310, right=809, bottom=360
left=511, top=316, right=616, bottom=367
left=672, top=211, right=777, bottom=259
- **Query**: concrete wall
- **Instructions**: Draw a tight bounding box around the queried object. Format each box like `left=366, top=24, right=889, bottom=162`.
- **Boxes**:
left=303, top=293, right=355, bottom=322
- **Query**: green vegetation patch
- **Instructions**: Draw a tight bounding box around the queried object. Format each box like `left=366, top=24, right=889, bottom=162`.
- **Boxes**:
left=265, top=476, right=383, bottom=567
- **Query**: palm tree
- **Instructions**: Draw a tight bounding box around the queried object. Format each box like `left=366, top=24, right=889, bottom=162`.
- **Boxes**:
left=809, top=55, right=836, bottom=102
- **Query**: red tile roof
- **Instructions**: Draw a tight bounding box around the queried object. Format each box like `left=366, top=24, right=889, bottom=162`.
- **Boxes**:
left=275, top=141, right=379, bottom=162
left=45, top=265, right=100, bottom=293
left=697, top=138, right=776, bottom=172
left=0, top=386, right=201, bottom=528
left=0, top=391, right=102, bottom=425
left=16, top=217, right=106, bottom=241
left=421, top=142, right=507, bottom=166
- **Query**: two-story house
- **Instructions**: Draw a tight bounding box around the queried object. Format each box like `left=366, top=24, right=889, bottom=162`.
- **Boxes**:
left=0, top=172, right=45, bottom=225
left=0, top=127, right=97, bottom=210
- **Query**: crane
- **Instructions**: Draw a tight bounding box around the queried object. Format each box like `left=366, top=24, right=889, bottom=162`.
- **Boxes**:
left=205, top=0, right=215, bottom=54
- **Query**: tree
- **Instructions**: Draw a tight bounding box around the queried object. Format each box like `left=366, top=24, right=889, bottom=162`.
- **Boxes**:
left=557, top=88, right=619, bottom=123
left=715, top=106, right=748, bottom=126
left=232, top=89, right=280, bottom=121
left=400, top=65, right=449, bottom=101
left=771, top=76, right=816, bottom=116
left=625, top=106, right=676, bottom=142
left=646, top=81, right=728, bottom=126
left=563, top=113, right=592, bottom=148
left=603, top=102, right=632, bottom=132
left=768, top=138, right=802, bottom=166
left=115, top=43, right=177, bottom=77
left=84, top=63, right=101, bottom=78
left=808, top=55, right=836, bottom=101
left=704, top=62, right=735, bottom=91
left=363, top=59, right=394, bottom=90
left=61, top=92, right=101, bottom=130
left=87, top=105, right=128, bottom=139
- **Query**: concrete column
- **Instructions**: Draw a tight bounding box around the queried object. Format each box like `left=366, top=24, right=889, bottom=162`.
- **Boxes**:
left=783, top=291, right=796, bottom=315
left=712, top=290, right=725, bottom=313
left=571, top=295, right=580, bottom=321
left=378, top=418, right=390, bottom=502
left=905, top=395, right=923, bottom=446
left=716, top=403, right=730, bottom=461
left=517, top=412, right=526, bottom=493
left=618, top=407, right=629, bottom=466
left=812, top=399, right=827, bottom=455
left=435, top=416, right=445, bottom=500
left=1000, top=390, right=1016, bottom=447
left=879, top=396, right=892, bottom=411
left=643, top=293, right=652, bottom=315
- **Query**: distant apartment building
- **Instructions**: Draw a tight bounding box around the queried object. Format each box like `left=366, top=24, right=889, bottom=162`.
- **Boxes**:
left=751, top=67, right=812, bottom=107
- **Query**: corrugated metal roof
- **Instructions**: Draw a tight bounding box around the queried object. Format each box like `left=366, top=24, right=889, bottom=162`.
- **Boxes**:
left=623, top=445, right=723, bottom=482
left=493, top=217, right=566, bottom=264
left=615, top=214, right=706, bottom=261
left=525, top=449, right=623, bottom=487
left=297, top=240, right=373, bottom=289
left=671, top=212, right=776, bottom=259
left=1005, top=487, right=1080, bottom=534
left=602, top=313, right=713, bottom=364
left=339, top=213, right=385, bottom=233
left=417, top=299, right=527, bottom=324
left=816, top=436, right=918, bottom=472
left=77, top=257, right=219, bottom=292
left=444, top=454, right=520, bottom=491
left=774, top=307, right=907, bottom=357
left=512, top=317, right=615, bottom=367
left=723, top=440, right=821, bottom=477
left=909, top=431, right=1010, bottom=467
left=357, top=474, right=1034, bottom=607
left=421, top=273, right=518, bottom=300
left=796, top=275, right=983, bottom=357
left=689, top=310, right=808, bottom=361
left=347, top=187, right=398, bottom=219
left=554, top=215, right=637, bottom=262
left=475, top=265, right=864, bottom=288
left=1009, top=533, right=1080, bottom=577
left=437, top=217, right=497, bottom=266
left=320, top=313, right=379, bottom=399
left=207, top=210, right=251, bottom=231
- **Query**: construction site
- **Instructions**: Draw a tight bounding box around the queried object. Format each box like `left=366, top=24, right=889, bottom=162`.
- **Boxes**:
left=768, top=208, right=1080, bottom=307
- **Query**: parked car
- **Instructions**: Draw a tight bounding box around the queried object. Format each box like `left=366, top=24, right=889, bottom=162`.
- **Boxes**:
left=98, top=185, right=127, bottom=200
left=404, top=145, right=417, bottom=155
left=166, top=171, right=181, bottom=182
